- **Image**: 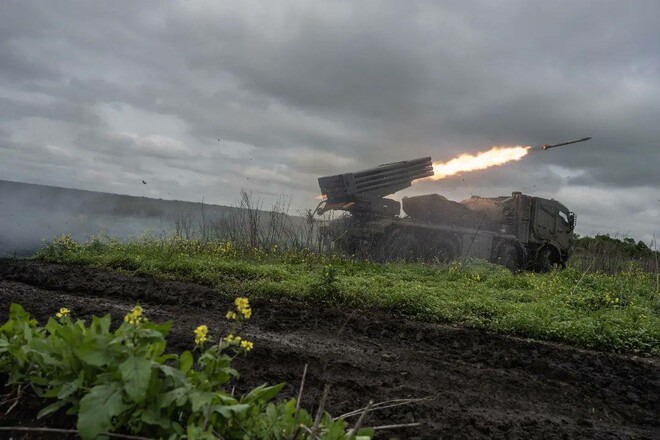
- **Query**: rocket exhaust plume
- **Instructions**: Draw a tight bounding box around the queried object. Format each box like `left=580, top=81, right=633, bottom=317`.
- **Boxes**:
left=429, top=137, right=592, bottom=180
left=430, top=145, right=530, bottom=180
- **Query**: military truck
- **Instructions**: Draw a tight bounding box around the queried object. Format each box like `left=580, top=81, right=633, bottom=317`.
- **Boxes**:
left=316, top=157, right=576, bottom=271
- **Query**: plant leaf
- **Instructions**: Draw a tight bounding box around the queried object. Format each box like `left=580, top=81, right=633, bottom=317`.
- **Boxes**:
left=73, top=344, right=111, bottom=367
left=119, top=356, right=152, bottom=403
left=179, top=350, right=193, bottom=373
left=37, top=399, right=68, bottom=419
left=241, top=383, right=284, bottom=404
left=160, top=386, right=189, bottom=408
left=212, top=403, right=250, bottom=418
left=140, top=407, right=171, bottom=429
left=57, top=375, right=82, bottom=400
left=148, top=320, right=172, bottom=337
left=356, top=427, right=375, bottom=437
left=77, top=383, right=125, bottom=440
left=90, top=315, right=111, bottom=335
left=160, top=364, right=188, bottom=386
left=190, top=391, right=216, bottom=412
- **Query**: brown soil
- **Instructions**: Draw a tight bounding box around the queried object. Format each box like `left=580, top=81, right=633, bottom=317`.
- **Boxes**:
left=0, top=259, right=658, bottom=440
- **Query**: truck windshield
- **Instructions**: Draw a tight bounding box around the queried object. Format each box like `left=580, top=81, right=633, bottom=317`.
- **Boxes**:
left=558, top=210, right=570, bottom=227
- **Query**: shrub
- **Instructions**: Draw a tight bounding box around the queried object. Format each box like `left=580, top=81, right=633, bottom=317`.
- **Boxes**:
left=0, top=300, right=372, bottom=440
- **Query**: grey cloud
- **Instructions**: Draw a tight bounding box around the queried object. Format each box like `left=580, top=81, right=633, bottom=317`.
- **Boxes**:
left=0, top=0, right=658, bottom=242
left=74, top=130, right=192, bottom=160
left=0, top=42, right=60, bottom=82
left=167, top=3, right=466, bottom=125
left=0, top=97, right=101, bottom=126
left=160, top=1, right=660, bottom=183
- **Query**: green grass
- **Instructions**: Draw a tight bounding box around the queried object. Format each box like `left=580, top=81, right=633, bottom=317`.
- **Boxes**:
left=34, top=235, right=660, bottom=356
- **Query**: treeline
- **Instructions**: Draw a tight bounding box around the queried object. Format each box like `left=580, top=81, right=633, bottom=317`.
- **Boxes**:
left=572, top=234, right=659, bottom=273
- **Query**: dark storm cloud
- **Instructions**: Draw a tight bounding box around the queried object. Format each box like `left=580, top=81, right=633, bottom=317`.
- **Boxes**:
left=160, top=0, right=660, bottom=183
left=0, top=0, right=658, bottom=241
left=170, top=9, right=432, bottom=120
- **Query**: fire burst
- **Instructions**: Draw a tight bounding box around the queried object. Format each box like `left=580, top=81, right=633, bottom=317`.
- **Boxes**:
left=430, top=145, right=530, bottom=180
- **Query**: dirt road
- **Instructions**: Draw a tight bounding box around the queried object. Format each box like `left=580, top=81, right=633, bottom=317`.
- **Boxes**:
left=1, top=259, right=658, bottom=439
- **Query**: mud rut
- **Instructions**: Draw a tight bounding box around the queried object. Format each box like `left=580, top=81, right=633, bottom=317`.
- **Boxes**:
left=0, top=259, right=658, bottom=440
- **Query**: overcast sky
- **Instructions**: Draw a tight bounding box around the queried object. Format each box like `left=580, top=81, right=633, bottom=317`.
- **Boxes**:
left=1, top=0, right=658, bottom=243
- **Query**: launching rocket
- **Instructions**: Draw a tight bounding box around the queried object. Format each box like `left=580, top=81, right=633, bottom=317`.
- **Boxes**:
left=530, top=137, right=592, bottom=152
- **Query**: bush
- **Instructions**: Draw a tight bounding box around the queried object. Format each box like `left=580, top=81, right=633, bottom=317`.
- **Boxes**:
left=572, top=234, right=659, bottom=273
left=0, top=300, right=373, bottom=440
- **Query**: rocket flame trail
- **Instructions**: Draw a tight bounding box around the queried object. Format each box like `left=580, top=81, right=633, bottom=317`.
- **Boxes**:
left=430, top=145, right=531, bottom=180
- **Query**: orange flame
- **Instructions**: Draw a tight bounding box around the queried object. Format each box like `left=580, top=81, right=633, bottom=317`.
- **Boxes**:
left=430, top=145, right=531, bottom=180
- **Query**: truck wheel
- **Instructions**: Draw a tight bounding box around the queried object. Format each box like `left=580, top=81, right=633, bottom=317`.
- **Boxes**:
left=495, top=243, right=520, bottom=272
left=536, top=247, right=559, bottom=273
left=383, top=231, right=420, bottom=262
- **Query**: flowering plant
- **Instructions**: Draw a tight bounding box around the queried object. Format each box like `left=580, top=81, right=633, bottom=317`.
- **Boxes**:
left=0, top=300, right=368, bottom=439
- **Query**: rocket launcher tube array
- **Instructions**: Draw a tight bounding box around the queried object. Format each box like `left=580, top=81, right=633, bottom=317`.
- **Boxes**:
left=319, top=157, right=433, bottom=203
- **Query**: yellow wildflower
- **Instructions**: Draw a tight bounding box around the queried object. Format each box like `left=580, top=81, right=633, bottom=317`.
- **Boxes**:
left=240, top=340, right=254, bottom=352
left=124, top=305, right=146, bottom=325
left=234, top=297, right=252, bottom=319
left=241, top=307, right=252, bottom=319
left=226, top=311, right=237, bottom=321
left=55, top=308, right=70, bottom=319
left=224, top=334, right=244, bottom=344
left=194, top=325, right=208, bottom=345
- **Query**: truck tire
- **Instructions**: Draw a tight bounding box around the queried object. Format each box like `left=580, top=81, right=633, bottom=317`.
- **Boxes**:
left=495, top=242, right=520, bottom=272
left=536, top=246, right=560, bottom=273
left=382, top=230, right=420, bottom=262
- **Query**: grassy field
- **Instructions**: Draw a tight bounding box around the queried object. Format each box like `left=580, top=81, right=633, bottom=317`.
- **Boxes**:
left=34, top=235, right=660, bottom=356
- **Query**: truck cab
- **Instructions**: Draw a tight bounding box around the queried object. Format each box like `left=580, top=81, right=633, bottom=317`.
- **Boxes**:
left=519, top=195, right=576, bottom=270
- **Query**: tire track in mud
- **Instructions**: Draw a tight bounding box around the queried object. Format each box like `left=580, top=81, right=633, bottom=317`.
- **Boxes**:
left=1, top=259, right=658, bottom=440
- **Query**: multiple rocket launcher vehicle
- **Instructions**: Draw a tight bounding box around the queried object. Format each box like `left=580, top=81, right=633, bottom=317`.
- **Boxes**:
left=317, top=138, right=591, bottom=271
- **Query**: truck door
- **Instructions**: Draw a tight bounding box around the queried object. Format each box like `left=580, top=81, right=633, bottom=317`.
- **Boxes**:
left=554, top=207, right=573, bottom=250
left=533, top=200, right=573, bottom=250
left=532, top=200, right=556, bottom=242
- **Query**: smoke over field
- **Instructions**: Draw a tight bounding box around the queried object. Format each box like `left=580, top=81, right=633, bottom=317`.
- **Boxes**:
left=0, top=179, right=291, bottom=257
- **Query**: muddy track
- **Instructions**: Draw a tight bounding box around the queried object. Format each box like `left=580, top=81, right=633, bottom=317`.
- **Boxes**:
left=0, top=259, right=658, bottom=440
